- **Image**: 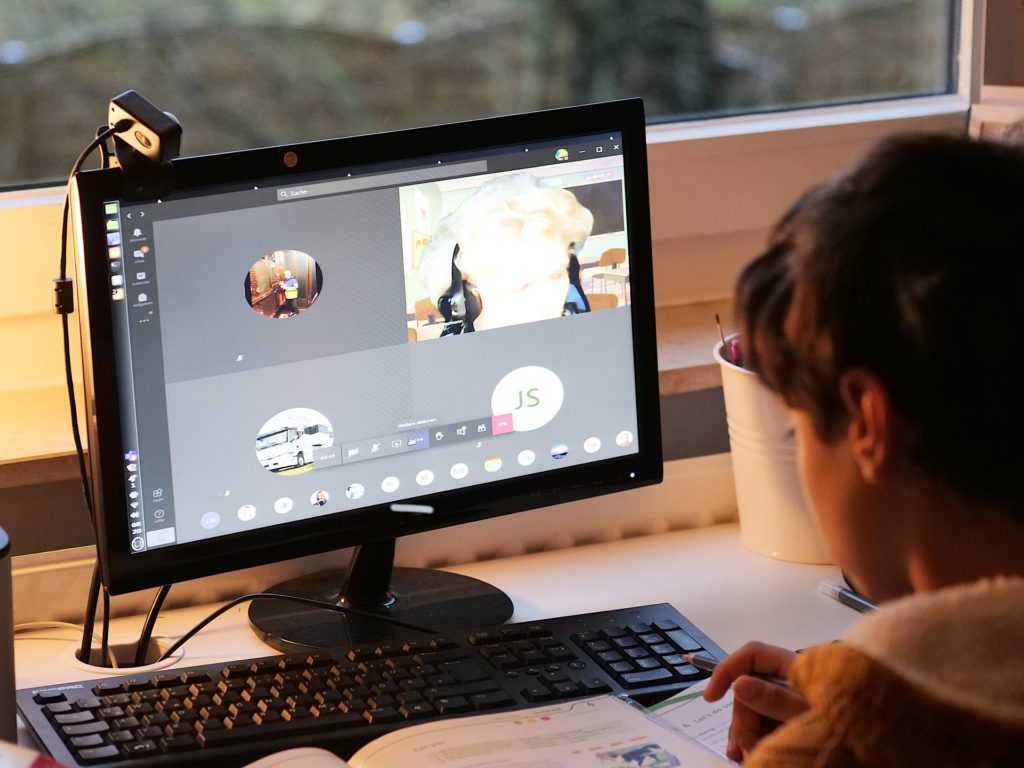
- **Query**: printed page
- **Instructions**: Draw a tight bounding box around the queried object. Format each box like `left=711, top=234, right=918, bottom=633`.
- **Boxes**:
left=243, top=746, right=350, bottom=768
left=350, top=695, right=729, bottom=768
left=646, top=679, right=734, bottom=763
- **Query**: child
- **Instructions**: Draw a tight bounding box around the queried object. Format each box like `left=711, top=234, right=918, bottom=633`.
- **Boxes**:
left=704, top=134, right=1024, bottom=766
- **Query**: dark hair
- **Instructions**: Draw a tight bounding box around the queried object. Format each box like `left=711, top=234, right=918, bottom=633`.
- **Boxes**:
left=736, top=133, right=1024, bottom=519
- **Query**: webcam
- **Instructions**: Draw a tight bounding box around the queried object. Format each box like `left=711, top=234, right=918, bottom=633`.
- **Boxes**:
left=107, top=90, right=182, bottom=198
left=108, top=90, right=181, bottom=164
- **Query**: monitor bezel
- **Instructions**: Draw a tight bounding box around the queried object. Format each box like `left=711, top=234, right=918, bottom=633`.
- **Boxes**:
left=72, top=98, right=662, bottom=595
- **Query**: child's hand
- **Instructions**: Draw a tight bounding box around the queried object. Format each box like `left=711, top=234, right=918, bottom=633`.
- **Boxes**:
left=702, top=641, right=809, bottom=762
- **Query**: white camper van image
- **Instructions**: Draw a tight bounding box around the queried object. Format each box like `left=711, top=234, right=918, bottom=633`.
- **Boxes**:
left=256, top=421, right=334, bottom=472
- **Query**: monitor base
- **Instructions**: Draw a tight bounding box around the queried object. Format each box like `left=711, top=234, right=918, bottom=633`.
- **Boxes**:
left=248, top=565, right=514, bottom=652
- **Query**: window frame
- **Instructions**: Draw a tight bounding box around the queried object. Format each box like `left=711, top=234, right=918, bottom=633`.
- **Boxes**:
left=2, top=1, right=978, bottom=390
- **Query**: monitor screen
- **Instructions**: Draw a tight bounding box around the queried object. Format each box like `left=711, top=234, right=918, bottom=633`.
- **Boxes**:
left=72, top=99, right=661, bottom=637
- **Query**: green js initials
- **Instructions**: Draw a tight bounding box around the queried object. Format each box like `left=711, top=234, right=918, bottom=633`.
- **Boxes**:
left=515, top=388, right=541, bottom=409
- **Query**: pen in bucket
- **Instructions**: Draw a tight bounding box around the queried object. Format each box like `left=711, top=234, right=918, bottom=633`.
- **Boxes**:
left=714, top=314, right=743, bottom=368
left=714, top=314, right=733, bottom=365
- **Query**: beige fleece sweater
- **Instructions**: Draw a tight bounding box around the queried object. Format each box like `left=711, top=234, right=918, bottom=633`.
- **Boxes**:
left=746, top=577, right=1024, bottom=767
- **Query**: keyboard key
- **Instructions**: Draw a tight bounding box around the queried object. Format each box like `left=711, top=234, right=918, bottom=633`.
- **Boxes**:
left=620, top=668, right=673, bottom=687
left=538, top=671, right=569, bottom=686
left=467, top=631, right=502, bottom=645
left=486, top=653, right=520, bottom=671
left=346, top=647, right=377, bottom=662
left=433, top=696, right=472, bottom=714
left=43, top=702, right=75, bottom=717
left=438, top=657, right=490, bottom=683
left=75, top=744, right=120, bottom=764
left=499, top=627, right=530, bottom=641
left=33, top=690, right=66, bottom=705
left=550, top=681, right=581, bottom=697
left=152, top=673, right=184, bottom=688
left=666, top=629, right=703, bottom=652
left=400, top=702, right=434, bottom=720
left=363, top=706, right=402, bottom=724
left=579, top=677, right=612, bottom=694
left=61, top=720, right=110, bottom=737
left=521, top=684, right=555, bottom=702
left=53, top=711, right=95, bottom=725
left=517, top=650, right=547, bottom=666
left=428, top=637, right=459, bottom=651
left=673, top=664, right=705, bottom=680
left=136, top=726, right=164, bottom=741
left=121, top=739, right=158, bottom=757
left=160, top=734, right=200, bottom=753
left=543, top=644, right=576, bottom=662
left=470, top=691, right=515, bottom=710
left=69, top=733, right=105, bottom=748
left=222, top=663, right=252, bottom=678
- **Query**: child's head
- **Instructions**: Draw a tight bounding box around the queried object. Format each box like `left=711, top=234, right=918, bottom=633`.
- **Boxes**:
left=736, top=134, right=1024, bottom=523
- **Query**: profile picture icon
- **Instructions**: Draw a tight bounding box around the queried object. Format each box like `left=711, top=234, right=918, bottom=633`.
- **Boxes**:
left=244, top=249, right=323, bottom=319
left=255, top=408, right=334, bottom=475
left=310, top=490, right=330, bottom=508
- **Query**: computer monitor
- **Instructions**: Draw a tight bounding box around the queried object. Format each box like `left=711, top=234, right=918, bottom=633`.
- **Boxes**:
left=71, top=99, right=661, bottom=651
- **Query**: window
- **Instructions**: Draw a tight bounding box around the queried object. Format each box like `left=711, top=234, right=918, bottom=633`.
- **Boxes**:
left=1, top=1, right=956, bottom=186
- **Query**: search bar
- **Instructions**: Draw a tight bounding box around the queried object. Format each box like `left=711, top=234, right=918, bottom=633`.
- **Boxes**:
left=276, top=161, right=489, bottom=201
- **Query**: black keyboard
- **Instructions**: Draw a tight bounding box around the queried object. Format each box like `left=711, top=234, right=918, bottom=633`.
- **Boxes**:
left=17, top=603, right=724, bottom=767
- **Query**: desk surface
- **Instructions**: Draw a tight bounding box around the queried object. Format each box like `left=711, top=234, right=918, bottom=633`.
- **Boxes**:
left=14, top=525, right=855, bottom=705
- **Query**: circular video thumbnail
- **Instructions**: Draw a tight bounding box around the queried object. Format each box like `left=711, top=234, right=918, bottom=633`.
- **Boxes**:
left=255, top=408, right=334, bottom=475
left=490, top=366, right=564, bottom=432
left=244, top=249, right=323, bottom=319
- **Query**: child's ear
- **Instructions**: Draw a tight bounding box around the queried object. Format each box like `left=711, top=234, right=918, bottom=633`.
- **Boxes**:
left=838, top=369, right=891, bottom=483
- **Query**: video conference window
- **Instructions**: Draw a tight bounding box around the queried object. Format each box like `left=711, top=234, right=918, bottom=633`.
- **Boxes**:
left=244, top=249, right=324, bottom=319
left=401, top=158, right=629, bottom=342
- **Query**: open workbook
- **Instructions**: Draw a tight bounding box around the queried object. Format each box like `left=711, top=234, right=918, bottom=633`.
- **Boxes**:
left=244, top=691, right=734, bottom=768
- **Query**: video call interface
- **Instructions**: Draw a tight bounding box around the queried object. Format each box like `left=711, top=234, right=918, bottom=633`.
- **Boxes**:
left=101, top=132, right=641, bottom=554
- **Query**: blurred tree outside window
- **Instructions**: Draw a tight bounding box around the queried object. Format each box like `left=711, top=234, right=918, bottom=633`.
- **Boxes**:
left=0, top=0, right=955, bottom=186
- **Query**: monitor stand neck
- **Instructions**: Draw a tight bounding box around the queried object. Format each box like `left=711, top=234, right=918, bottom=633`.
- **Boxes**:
left=247, top=538, right=513, bottom=652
